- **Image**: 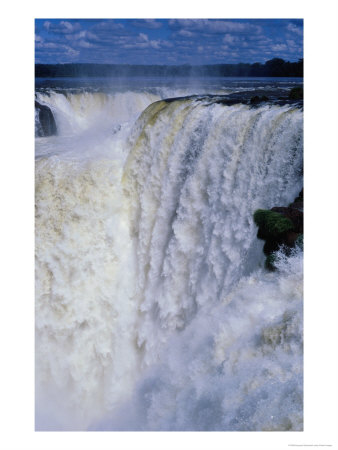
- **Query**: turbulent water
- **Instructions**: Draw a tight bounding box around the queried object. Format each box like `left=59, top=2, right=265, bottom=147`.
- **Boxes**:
left=35, top=77, right=303, bottom=431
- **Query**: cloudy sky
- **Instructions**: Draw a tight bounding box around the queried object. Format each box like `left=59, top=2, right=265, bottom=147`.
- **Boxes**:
left=35, top=19, right=303, bottom=65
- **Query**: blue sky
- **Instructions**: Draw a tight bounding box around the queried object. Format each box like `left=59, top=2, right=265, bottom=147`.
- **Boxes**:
left=35, top=19, right=303, bottom=65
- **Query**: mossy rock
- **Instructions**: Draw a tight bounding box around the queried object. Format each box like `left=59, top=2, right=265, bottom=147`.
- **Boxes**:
left=295, top=233, right=303, bottom=250
left=250, top=95, right=269, bottom=104
left=263, top=239, right=281, bottom=256
left=270, top=207, right=303, bottom=233
left=254, top=209, right=295, bottom=240
left=265, top=253, right=277, bottom=271
left=289, top=87, right=303, bottom=100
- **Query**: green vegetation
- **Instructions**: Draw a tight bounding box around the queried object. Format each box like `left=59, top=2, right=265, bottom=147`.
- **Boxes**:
left=253, top=209, right=295, bottom=239
left=295, top=234, right=303, bottom=250
left=254, top=191, right=303, bottom=272
left=289, top=87, right=303, bottom=100
left=35, top=58, right=303, bottom=78
left=265, top=253, right=277, bottom=271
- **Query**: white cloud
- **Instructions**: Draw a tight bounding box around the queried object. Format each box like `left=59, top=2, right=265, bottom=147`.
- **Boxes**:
left=78, top=40, right=95, bottom=49
left=161, top=41, right=173, bottom=48
left=170, top=19, right=262, bottom=35
left=123, top=33, right=163, bottom=50
left=65, top=46, right=80, bottom=57
left=60, top=21, right=75, bottom=32
left=93, top=21, right=124, bottom=31
left=65, top=30, right=86, bottom=41
left=178, top=29, right=194, bottom=38
left=139, top=33, right=149, bottom=42
left=36, top=42, right=58, bottom=49
left=271, top=43, right=288, bottom=52
left=132, top=19, right=162, bottom=29
left=287, top=23, right=303, bottom=36
left=43, top=20, right=81, bottom=34
left=35, top=34, right=43, bottom=43
left=35, top=40, right=79, bottom=58
left=138, top=33, right=162, bottom=49
left=214, top=50, right=228, bottom=57
left=223, top=34, right=235, bottom=44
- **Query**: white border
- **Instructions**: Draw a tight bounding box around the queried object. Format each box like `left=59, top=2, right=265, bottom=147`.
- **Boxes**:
left=1, top=1, right=338, bottom=449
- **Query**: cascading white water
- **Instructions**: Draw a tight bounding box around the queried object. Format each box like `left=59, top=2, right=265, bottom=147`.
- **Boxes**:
left=35, top=90, right=303, bottom=431
left=123, top=99, right=302, bottom=365
left=35, top=91, right=161, bottom=136
left=97, top=248, right=303, bottom=431
left=35, top=84, right=232, bottom=137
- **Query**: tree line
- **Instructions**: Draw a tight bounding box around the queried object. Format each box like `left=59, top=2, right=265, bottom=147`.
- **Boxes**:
left=35, top=58, right=303, bottom=78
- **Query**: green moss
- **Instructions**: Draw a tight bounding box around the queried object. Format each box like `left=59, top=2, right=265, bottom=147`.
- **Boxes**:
left=295, top=233, right=303, bottom=250
left=265, top=253, right=277, bottom=271
left=289, top=87, right=303, bottom=100
left=253, top=209, right=294, bottom=239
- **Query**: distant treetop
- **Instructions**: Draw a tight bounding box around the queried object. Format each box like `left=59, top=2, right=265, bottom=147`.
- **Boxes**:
left=35, top=58, right=303, bottom=78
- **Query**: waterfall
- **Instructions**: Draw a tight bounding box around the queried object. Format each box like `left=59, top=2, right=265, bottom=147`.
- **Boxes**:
left=35, top=92, right=303, bottom=431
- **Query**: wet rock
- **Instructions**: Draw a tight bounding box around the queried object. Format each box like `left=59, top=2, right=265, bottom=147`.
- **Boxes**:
left=289, top=87, right=303, bottom=100
left=253, top=190, right=304, bottom=271
left=250, top=95, right=269, bottom=105
left=270, top=207, right=303, bottom=233
left=265, top=253, right=277, bottom=271
left=288, top=201, right=303, bottom=211
left=289, top=189, right=303, bottom=211
left=35, top=101, right=57, bottom=137
left=284, top=231, right=300, bottom=247
left=253, top=209, right=294, bottom=240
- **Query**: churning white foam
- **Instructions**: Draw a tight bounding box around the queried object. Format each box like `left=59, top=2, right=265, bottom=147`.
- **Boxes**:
left=35, top=94, right=303, bottom=430
left=96, top=248, right=303, bottom=431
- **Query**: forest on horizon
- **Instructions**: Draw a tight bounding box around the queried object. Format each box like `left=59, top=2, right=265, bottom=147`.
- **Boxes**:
left=35, top=58, right=303, bottom=78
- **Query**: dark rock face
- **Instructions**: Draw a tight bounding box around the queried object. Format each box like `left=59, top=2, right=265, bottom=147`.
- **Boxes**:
left=35, top=101, right=57, bottom=137
left=289, top=188, right=303, bottom=211
left=289, top=87, right=303, bottom=100
left=284, top=231, right=300, bottom=247
left=161, top=90, right=303, bottom=108
left=288, top=201, right=303, bottom=211
left=270, top=207, right=303, bottom=233
left=253, top=190, right=303, bottom=271
left=250, top=95, right=269, bottom=105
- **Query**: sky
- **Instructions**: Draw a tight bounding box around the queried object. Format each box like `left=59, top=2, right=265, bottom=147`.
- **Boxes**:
left=35, top=18, right=303, bottom=65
